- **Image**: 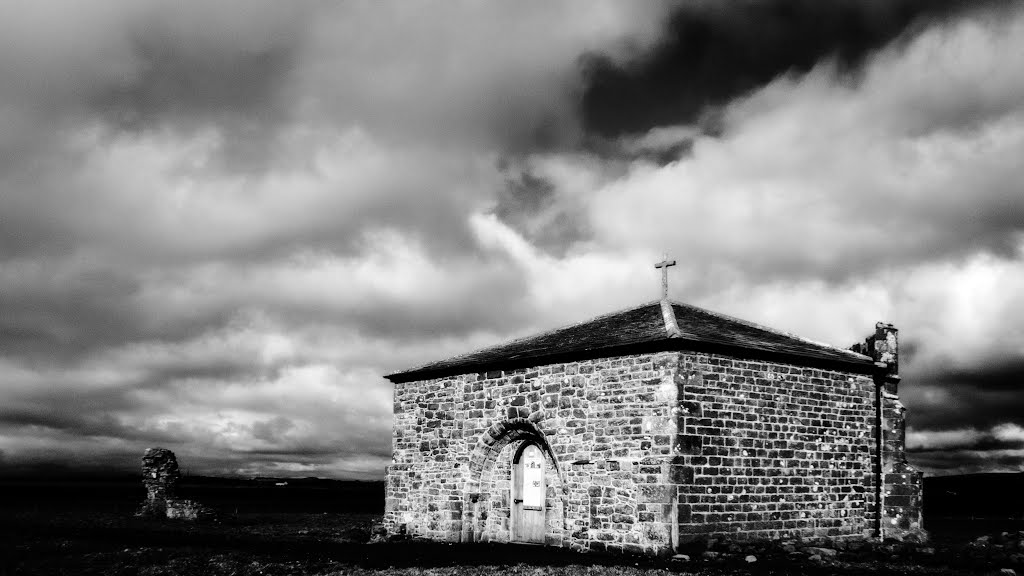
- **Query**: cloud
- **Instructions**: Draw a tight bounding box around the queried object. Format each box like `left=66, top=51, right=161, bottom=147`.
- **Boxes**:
left=580, top=0, right=1014, bottom=137
left=487, top=3, right=1024, bottom=476
left=578, top=3, right=1024, bottom=281
left=908, top=423, right=1024, bottom=451
left=0, top=0, right=675, bottom=153
left=0, top=1, right=681, bottom=478
left=1, top=1, right=1022, bottom=479
left=907, top=424, right=1024, bottom=475
left=506, top=1, right=1024, bottom=317
left=0, top=325, right=396, bottom=478
left=296, top=1, right=674, bottom=151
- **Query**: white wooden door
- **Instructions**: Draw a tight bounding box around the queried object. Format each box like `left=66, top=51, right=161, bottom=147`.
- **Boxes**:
left=512, top=443, right=545, bottom=543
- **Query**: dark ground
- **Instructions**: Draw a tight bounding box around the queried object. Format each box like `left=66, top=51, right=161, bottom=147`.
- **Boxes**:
left=1, top=474, right=1022, bottom=576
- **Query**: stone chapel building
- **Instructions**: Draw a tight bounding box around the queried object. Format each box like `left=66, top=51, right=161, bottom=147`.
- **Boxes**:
left=383, top=269, right=924, bottom=555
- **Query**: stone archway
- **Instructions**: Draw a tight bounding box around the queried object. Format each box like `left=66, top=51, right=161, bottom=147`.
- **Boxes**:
left=462, top=413, right=568, bottom=543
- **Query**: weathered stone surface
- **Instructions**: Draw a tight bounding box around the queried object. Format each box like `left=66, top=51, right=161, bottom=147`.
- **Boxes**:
left=674, top=355, right=881, bottom=543
left=137, top=447, right=212, bottom=521
left=805, top=547, right=838, bottom=558
left=138, top=447, right=180, bottom=517
left=166, top=498, right=213, bottom=521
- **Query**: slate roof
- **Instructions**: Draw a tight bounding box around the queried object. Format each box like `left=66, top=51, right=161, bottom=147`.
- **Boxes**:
left=385, top=299, right=875, bottom=383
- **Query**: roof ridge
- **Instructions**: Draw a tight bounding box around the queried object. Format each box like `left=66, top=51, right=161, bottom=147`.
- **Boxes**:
left=389, top=299, right=664, bottom=377
left=667, top=299, right=872, bottom=361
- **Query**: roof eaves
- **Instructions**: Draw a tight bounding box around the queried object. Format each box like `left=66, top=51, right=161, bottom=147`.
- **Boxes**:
left=385, top=337, right=676, bottom=383
left=385, top=299, right=664, bottom=380
left=385, top=334, right=878, bottom=384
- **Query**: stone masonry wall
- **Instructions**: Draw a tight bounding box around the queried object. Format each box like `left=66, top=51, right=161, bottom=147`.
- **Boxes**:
left=385, top=352, right=680, bottom=555
left=881, top=391, right=924, bottom=538
left=385, top=350, right=889, bottom=555
left=674, top=353, right=878, bottom=542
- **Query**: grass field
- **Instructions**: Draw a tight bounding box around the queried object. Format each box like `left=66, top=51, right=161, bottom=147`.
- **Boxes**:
left=1, top=476, right=1022, bottom=576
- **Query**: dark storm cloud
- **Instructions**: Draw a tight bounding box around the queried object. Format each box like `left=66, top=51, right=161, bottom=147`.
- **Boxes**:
left=0, top=262, right=238, bottom=365
left=492, top=167, right=591, bottom=257
left=243, top=445, right=387, bottom=459
left=91, top=39, right=294, bottom=133
left=910, top=437, right=1024, bottom=454
left=930, top=360, right=1024, bottom=391
left=0, top=408, right=176, bottom=445
left=0, top=266, right=142, bottom=361
left=138, top=362, right=273, bottom=391
left=88, top=39, right=298, bottom=172
left=250, top=416, right=294, bottom=444
left=3, top=387, right=137, bottom=422
left=906, top=418, right=1024, bottom=475
left=580, top=0, right=1014, bottom=137
left=0, top=1, right=315, bottom=174
left=906, top=380, right=1024, bottom=431
left=903, top=357, right=1024, bottom=473
left=908, top=449, right=1024, bottom=475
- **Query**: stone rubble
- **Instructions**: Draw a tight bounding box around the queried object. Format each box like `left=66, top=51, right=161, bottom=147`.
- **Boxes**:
left=657, top=530, right=1024, bottom=571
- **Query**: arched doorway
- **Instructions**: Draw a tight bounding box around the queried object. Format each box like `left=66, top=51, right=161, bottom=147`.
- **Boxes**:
left=512, top=442, right=545, bottom=543
left=464, top=416, right=567, bottom=544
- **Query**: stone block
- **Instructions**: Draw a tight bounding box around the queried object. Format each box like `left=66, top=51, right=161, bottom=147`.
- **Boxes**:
left=670, top=465, right=694, bottom=484
left=638, top=484, right=673, bottom=503
left=677, top=434, right=702, bottom=455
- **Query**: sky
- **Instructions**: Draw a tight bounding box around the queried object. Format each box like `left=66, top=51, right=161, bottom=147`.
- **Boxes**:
left=1, top=0, right=1022, bottom=479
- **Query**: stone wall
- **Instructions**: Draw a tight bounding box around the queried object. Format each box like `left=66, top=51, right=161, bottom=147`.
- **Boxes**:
left=674, top=353, right=877, bottom=542
left=386, top=352, right=680, bottom=555
left=852, top=322, right=926, bottom=540
left=385, top=347, right=920, bottom=554
left=881, top=391, right=924, bottom=538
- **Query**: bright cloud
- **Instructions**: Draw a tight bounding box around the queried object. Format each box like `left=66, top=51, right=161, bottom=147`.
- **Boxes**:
left=0, top=1, right=1022, bottom=478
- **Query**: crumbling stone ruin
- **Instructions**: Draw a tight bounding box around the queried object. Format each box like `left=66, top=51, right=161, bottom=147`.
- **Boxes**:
left=137, top=447, right=212, bottom=521
left=382, top=298, right=925, bottom=556
left=138, top=447, right=179, bottom=517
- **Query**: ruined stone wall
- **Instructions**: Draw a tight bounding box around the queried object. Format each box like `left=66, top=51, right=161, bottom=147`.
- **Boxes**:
left=385, top=352, right=681, bottom=555
left=852, top=322, right=926, bottom=539
left=881, top=390, right=924, bottom=538
left=675, top=353, right=878, bottom=542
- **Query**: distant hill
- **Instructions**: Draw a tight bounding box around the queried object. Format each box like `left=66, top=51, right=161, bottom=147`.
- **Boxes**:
left=924, top=472, right=1024, bottom=519
left=0, top=474, right=386, bottom=514
left=5, top=470, right=1019, bottom=520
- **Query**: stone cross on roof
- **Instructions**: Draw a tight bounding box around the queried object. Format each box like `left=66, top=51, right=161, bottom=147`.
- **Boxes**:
left=654, top=255, right=676, bottom=300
